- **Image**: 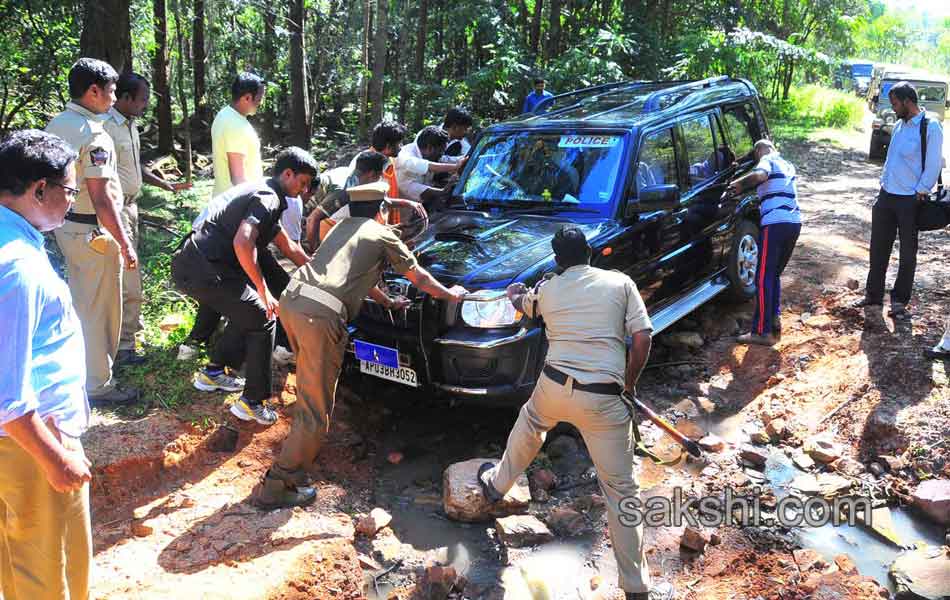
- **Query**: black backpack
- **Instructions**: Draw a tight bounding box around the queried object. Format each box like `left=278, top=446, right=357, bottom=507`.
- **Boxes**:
left=916, top=115, right=949, bottom=231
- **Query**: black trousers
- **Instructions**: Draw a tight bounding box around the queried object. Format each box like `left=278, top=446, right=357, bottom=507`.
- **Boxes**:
left=182, top=248, right=291, bottom=350
left=866, top=189, right=918, bottom=305
left=172, top=240, right=275, bottom=405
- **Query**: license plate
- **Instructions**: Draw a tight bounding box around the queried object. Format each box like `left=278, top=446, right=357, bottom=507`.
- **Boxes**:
left=353, top=340, right=399, bottom=368
left=360, top=360, right=419, bottom=387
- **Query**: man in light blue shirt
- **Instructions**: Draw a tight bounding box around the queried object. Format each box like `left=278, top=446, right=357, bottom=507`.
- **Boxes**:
left=522, top=77, right=554, bottom=113
left=857, top=81, right=944, bottom=317
left=0, top=130, right=93, bottom=600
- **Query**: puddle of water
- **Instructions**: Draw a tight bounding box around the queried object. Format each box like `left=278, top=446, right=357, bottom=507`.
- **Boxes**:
left=763, top=453, right=945, bottom=593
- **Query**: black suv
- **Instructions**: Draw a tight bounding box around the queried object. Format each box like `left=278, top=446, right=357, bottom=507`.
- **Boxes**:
left=346, top=76, right=768, bottom=402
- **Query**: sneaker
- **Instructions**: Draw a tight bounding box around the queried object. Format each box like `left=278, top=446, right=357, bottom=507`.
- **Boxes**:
left=229, top=397, right=278, bottom=426
left=177, top=344, right=199, bottom=361
left=272, top=345, right=296, bottom=367
left=737, top=332, right=778, bottom=346
left=193, top=369, right=245, bottom=392
left=89, top=386, right=141, bottom=406
left=115, top=349, right=147, bottom=366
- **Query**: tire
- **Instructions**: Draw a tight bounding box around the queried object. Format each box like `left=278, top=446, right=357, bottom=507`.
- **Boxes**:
left=868, top=137, right=885, bottom=160
left=726, top=219, right=760, bottom=301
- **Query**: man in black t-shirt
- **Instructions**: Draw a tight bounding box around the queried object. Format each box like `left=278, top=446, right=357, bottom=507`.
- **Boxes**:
left=172, top=147, right=316, bottom=426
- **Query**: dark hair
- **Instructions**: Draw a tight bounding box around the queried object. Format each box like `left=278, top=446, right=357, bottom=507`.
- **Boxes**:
left=349, top=200, right=380, bottom=219
left=888, top=81, right=918, bottom=105
left=533, top=77, right=546, bottom=85
left=417, top=125, right=449, bottom=151
left=444, top=107, right=473, bottom=129
left=0, top=130, right=78, bottom=196
left=371, top=121, right=408, bottom=152
left=116, top=72, right=149, bottom=101
left=551, top=226, right=591, bottom=268
left=68, top=58, right=119, bottom=99
left=231, top=72, right=266, bottom=102
left=273, top=146, right=319, bottom=178
left=354, top=150, right=388, bottom=175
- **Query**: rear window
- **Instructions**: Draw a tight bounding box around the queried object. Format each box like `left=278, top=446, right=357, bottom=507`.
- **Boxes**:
left=852, top=64, right=873, bottom=77
left=881, top=81, right=947, bottom=105
left=461, top=132, right=625, bottom=206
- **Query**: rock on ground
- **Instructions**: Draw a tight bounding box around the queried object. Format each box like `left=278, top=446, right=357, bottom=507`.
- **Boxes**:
left=663, top=331, right=704, bottom=350
left=442, top=459, right=530, bottom=523
left=804, top=436, right=843, bottom=464
left=911, top=479, right=950, bottom=526
left=889, top=547, right=950, bottom=600
left=699, top=434, right=725, bottom=453
left=680, top=527, right=709, bottom=552
left=494, top=515, right=555, bottom=548
left=739, top=445, right=769, bottom=467
left=356, top=507, right=392, bottom=537
left=545, top=506, right=589, bottom=537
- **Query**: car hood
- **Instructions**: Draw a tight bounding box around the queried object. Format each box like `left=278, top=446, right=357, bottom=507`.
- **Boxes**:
left=408, top=211, right=611, bottom=288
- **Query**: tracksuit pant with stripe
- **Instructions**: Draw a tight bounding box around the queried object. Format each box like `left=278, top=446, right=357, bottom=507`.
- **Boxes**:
left=752, top=222, right=801, bottom=336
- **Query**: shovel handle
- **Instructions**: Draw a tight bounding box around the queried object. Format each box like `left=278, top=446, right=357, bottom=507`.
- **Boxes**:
left=623, top=392, right=704, bottom=458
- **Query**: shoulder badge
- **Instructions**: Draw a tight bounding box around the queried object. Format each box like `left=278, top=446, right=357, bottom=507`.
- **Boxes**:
left=89, top=147, right=109, bottom=167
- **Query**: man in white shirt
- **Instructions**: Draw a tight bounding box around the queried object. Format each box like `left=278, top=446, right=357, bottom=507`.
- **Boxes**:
left=396, top=126, right=465, bottom=210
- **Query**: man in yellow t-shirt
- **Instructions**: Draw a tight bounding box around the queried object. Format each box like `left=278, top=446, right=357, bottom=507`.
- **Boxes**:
left=211, top=72, right=266, bottom=197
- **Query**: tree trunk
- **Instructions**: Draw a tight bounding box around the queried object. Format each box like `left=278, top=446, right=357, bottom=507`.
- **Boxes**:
left=192, top=0, right=206, bottom=118
left=80, top=0, right=132, bottom=72
left=412, top=0, right=428, bottom=129
left=397, top=0, right=409, bottom=124
left=172, top=0, right=192, bottom=182
left=369, top=0, right=388, bottom=125
left=289, top=0, right=311, bottom=147
left=358, top=0, right=372, bottom=140
left=545, top=0, right=562, bottom=63
left=152, top=0, right=173, bottom=153
left=261, top=5, right=278, bottom=142
left=529, top=0, right=544, bottom=61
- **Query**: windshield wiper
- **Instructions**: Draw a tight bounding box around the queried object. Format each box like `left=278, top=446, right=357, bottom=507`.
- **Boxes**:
left=435, top=231, right=481, bottom=243
left=504, top=205, right=601, bottom=215
left=461, top=199, right=600, bottom=214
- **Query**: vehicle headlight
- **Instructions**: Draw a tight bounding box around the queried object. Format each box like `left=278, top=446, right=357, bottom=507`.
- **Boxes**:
left=460, top=291, right=522, bottom=328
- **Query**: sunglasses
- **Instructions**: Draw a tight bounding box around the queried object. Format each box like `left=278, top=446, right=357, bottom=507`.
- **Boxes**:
left=52, top=182, right=80, bottom=200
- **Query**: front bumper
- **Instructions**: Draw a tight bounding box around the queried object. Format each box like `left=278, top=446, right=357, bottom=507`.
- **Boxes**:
left=345, top=314, right=545, bottom=402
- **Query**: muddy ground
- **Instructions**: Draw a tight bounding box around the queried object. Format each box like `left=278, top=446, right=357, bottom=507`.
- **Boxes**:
left=84, top=126, right=950, bottom=599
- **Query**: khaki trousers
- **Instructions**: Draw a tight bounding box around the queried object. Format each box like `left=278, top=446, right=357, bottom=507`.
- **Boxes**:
left=275, top=294, right=348, bottom=471
left=0, top=436, right=91, bottom=600
left=119, top=201, right=143, bottom=352
left=488, top=373, right=652, bottom=594
left=54, top=221, right=123, bottom=394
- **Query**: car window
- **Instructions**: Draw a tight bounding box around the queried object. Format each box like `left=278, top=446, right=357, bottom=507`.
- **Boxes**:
left=722, top=105, right=757, bottom=160
left=917, top=85, right=947, bottom=103
left=636, top=128, right=677, bottom=193
left=681, top=115, right=730, bottom=188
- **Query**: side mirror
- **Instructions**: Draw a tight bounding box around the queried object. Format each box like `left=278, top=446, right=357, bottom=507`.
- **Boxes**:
left=945, top=100, right=950, bottom=109
left=628, top=184, right=680, bottom=215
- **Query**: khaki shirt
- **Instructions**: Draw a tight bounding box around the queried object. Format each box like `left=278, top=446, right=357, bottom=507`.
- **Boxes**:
left=102, top=107, right=142, bottom=199
left=45, top=102, right=121, bottom=216
left=291, top=218, right=418, bottom=320
left=524, top=265, right=652, bottom=386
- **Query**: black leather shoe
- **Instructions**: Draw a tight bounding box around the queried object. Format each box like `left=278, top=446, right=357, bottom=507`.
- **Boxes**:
left=88, top=386, right=141, bottom=406
left=626, top=581, right=675, bottom=600
left=851, top=297, right=882, bottom=308
left=115, top=349, right=147, bottom=366
left=477, top=462, right=503, bottom=503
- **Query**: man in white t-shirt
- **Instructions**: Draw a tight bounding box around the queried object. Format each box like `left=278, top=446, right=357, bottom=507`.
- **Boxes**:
left=210, top=72, right=266, bottom=197
left=396, top=126, right=465, bottom=209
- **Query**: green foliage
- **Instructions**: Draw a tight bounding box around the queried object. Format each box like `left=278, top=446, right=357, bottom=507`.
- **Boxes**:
left=766, top=84, right=864, bottom=141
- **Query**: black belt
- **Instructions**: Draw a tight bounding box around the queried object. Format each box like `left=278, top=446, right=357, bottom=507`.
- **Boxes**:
left=64, top=212, right=98, bottom=225
left=542, top=364, right=623, bottom=395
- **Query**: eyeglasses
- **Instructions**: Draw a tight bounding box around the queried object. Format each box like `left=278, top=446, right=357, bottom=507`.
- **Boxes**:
left=52, top=182, right=80, bottom=200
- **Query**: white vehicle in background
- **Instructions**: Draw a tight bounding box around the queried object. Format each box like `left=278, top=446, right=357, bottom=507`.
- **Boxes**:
left=869, top=75, right=949, bottom=160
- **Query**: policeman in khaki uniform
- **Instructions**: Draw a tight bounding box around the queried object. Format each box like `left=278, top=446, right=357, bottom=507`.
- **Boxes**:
left=102, top=72, right=179, bottom=366
left=255, top=154, right=467, bottom=509
left=477, top=227, right=674, bottom=600
left=46, top=58, right=140, bottom=405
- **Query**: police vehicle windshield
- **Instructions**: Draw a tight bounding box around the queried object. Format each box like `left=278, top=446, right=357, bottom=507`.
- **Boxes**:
left=459, top=131, right=625, bottom=214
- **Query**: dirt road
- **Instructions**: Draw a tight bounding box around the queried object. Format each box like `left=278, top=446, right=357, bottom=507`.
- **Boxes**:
left=84, top=125, right=949, bottom=599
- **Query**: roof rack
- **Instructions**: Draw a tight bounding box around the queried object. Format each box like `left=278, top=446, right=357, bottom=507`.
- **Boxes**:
left=530, top=81, right=639, bottom=115
left=640, top=76, right=731, bottom=112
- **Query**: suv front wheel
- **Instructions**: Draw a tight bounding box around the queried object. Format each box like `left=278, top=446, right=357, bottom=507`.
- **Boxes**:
left=726, top=219, right=760, bottom=300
